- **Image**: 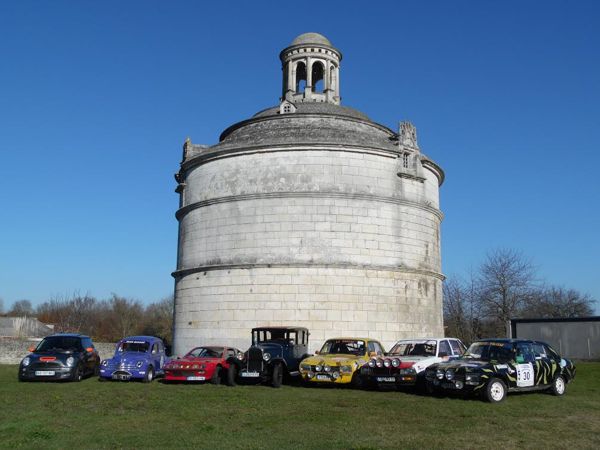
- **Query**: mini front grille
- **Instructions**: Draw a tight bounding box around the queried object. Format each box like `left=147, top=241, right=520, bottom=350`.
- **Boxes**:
left=31, top=362, right=62, bottom=369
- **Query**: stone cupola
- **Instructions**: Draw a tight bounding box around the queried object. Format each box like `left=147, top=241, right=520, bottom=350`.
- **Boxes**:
left=279, top=32, right=342, bottom=106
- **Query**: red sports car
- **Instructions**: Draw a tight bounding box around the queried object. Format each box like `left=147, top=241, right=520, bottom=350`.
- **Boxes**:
left=163, top=346, right=242, bottom=385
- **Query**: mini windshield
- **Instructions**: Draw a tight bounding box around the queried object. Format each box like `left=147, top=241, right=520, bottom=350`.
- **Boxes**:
left=463, top=342, right=513, bottom=363
left=319, top=339, right=366, bottom=356
left=389, top=340, right=437, bottom=357
left=36, top=336, right=83, bottom=352
left=118, top=341, right=150, bottom=353
left=187, top=347, right=223, bottom=358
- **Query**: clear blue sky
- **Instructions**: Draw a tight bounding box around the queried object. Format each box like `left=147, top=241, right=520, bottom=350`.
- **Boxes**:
left=1, top=1, right=599, bottom=310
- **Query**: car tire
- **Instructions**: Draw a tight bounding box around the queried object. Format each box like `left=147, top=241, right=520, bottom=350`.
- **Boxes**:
left=550, top=375, right=566, bottom=396
left=272, top=363, right=283, bottom=388
left=484, top=378, right=506, bottom=403
left=226, top=365, right=237, bottom=387
left=72, top=364, right=83, bottom=382
left=143, top=366, right=154, bottom=383
left=351, top=372, right=364, bottom=389
left=211, top=366, right=222, bottom=385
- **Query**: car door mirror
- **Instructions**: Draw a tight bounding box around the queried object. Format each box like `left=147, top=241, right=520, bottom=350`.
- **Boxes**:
left=314, top=350, right=320, bottom=355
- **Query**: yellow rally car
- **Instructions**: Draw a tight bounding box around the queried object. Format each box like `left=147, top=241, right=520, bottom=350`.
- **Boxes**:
left=299, top=338, right=386, bottom=387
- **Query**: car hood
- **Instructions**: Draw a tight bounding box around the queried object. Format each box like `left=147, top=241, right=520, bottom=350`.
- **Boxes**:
left=432, top=359, right=492, bottom=371
left=109, top=352, right=150, bottom=364
left=386, top=355, right=441, bottom=372
left=255, top=343, right=284, bottom=355
left=171, top=357, right=221, bottom=365
left=302, top=354, right=367, bottom=367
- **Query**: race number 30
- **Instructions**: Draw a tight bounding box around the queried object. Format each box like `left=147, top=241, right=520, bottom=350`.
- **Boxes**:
left=516, top=363, right=534, bottom=387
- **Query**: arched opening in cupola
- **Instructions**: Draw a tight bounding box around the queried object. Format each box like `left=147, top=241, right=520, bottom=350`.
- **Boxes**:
left=312, top=61, right=324, bottom=93
left=295, top=61, right=307, bottom=93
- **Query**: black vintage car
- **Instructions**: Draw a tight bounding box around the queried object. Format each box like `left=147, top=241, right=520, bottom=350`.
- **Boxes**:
left=18, top=333, right=101, bottom=382
left=424, top=338, right=576, bottom=402
left=237, top=327, right=310, bottom=387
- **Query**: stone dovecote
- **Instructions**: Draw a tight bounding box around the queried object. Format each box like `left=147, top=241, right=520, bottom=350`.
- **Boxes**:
left=172, top=33, right=445, bottom=354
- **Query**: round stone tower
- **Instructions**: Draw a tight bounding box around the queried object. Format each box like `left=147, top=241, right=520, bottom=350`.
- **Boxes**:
left=172, top=33, right=445, bottom=354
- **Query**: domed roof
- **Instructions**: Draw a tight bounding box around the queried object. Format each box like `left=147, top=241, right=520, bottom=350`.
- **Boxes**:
left=291, top=32, right=332, bottom=47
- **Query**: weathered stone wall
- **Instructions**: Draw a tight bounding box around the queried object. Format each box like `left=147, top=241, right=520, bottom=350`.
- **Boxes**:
left=174, top=120, right=444, bottom=355
left=0, top=338, right=116, bottom=365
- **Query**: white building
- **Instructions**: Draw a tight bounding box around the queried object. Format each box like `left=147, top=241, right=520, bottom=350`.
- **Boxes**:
left=172, top=33, right=445, bottom=354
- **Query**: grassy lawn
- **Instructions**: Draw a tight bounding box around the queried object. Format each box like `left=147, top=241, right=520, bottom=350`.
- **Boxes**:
left=1, top=363, right=599, bottom=449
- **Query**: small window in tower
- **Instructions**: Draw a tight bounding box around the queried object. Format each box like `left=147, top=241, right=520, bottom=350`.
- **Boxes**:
left=403, top=153, right=410, bottom=169
left=296, top=61, right=307, bottom=93
left=284, top=104, right=291, bottom=113
left=312, top=61, right=324, bottom=93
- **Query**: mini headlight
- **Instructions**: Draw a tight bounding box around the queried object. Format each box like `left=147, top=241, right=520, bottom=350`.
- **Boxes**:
left=66, top=357, right=75, bottom=367
left=368, top=359, right=376, bottom=368
left=436, top=368, right=444, bottom=380
left=136, top=361, right=144, bottom=368
left=392, top=358, right=400, bottom=367
left=315, top=364, right=322, bottom=372
left=263, top=353, right=271, bottom=362
left=22, top=357, right=30, bottom=367
left=101, top=360, right=108, bottom=367
left=324, top=364, right=331, bottom=372
left=376, top=359, right=383, bottom=368
left=383, top=359, right=391, bottom=368
left=445, top=369, right=455, bottom=381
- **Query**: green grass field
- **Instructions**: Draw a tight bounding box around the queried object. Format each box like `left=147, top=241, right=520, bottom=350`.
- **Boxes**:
left=1, top=363, right=599, bottom=449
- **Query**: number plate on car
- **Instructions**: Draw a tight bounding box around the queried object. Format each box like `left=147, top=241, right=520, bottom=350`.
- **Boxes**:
left=241, top=372, right=260, bottom=377
left=377, top=377, right=396, bottom=382
left=187, top=376, right=205, bottom=381
left=316, top=374, right=330, bottom=380
left=112, top=374, right=131, bottom=380
left=35, top=370, right=55, bottom=376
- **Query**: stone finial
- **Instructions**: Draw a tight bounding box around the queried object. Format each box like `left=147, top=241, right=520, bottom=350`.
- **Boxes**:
left=183, top=136, right=192, bottom=160
left=399, top=121, right=419, bottom=150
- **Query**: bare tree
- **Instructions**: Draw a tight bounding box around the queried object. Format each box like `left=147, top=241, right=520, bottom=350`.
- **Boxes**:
left=0, top=298, right=4, bottom=315
left=522, top=286, right=595, bottom=318
left=106, top=294, right=143, bottom=339
left=443, top=273, right=485, bottom=344
left=140, top=295, right=174, bottom=346
left=8, top=299, right=34, bottom=317
left=477, top=248, right=537, bottom=335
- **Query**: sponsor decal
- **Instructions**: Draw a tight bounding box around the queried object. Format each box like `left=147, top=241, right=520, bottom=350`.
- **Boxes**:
left=516, top=363, right=534, bottom=387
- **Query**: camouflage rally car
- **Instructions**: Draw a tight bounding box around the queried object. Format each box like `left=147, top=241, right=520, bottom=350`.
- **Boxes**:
left=425, top=338, right=576, bottom=403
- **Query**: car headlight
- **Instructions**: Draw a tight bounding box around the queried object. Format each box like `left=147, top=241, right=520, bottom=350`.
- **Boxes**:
left=22, top=357, right=30, bottom=367
left=436, top=368, right=444, bottom=380
left=392, top=358, right=400, bottom=367
left=332, top=371, right=340, bottom=379
left=324, top=364, right=331, bottom=372
left=237, top=353, right=244, bottom=361
left=315, top=364, right=322, bottom=372
left=101, top=360, right=108, bottom=367
left=383, top=359, right=391, bottom=368
left=368, top=359, right=376, bottom=368
left=66, top=357, right=75, bottom=367
left=263, top=353, right=271, bottom=362
left=340, top=365, right=352, bottom=373
left=300, top=364, right=311, bottom=372
left=136, top=361, right=144, bottom=368
left=376, top=359, right=383, bottom=368
left=445, top=369, right=454, bottom=380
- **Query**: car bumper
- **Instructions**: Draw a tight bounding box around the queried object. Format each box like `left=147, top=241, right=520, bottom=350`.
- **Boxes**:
left=99, top=368, right=145, bottom=380
left=301, top=372, right=354, bottom=384
left=164, top=370, right=211, bottom=382
left=19, top=366, right=76, bottom=381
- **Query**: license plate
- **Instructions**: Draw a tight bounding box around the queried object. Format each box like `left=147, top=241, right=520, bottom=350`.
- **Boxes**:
left=187, top=376, right=205, bottom=381
left=241, top=372, right=260, bottom=377
left=112, top=374, right=131, bottom=380
left=316, top=374, right=330, bottom=380
left=377, top=377, right=395, bottom=382
left=35, top=370, right=55, bottom=376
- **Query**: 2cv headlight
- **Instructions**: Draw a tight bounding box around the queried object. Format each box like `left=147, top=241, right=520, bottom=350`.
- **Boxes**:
left=263, top=353, right=271, bottom=362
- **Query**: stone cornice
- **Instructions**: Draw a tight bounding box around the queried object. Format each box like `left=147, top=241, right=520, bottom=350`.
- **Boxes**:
left=175, top=191, right=444, bottom=221
left=172, top=263, right=445, bottom=281
left=420, top=157, right=445, bottom=186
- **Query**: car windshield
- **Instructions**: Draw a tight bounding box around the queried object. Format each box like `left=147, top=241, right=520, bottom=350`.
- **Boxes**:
left=187, top=347, right=223, bottom=358
left=36, top=336, right=83, bottom=352
left=253, top=329, right=297, bottom=345
left=389, top=340, right=437, bottom=357
left=319, top=339, right=366, bottom=356
left=463, top=342, right=513, bottom=363
left=118, top=341, right=150, bottom=353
